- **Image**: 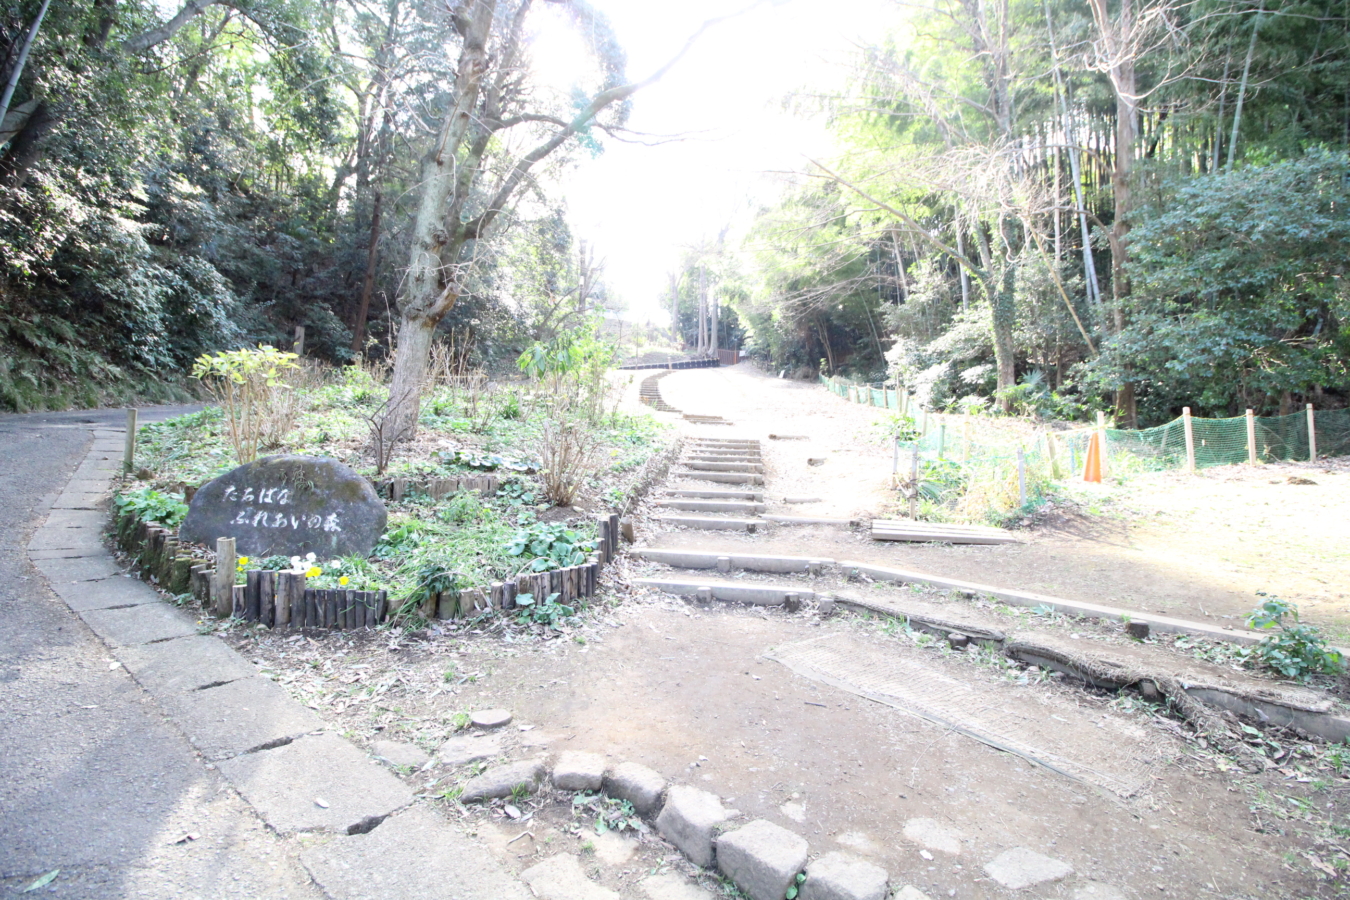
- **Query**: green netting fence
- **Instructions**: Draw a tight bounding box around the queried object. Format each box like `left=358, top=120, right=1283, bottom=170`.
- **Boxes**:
left=820, top=374, right=1350, bottom=522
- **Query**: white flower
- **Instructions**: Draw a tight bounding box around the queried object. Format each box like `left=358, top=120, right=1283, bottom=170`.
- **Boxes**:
left=290, top=556, right=301, bottom=567
left=305, top=552, right=316, bottom=561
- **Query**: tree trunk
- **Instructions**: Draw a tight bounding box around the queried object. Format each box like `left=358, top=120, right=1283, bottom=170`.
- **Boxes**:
left=385, top=312, right=437, bottom=442
left=350, top=191, right=382, bottom=354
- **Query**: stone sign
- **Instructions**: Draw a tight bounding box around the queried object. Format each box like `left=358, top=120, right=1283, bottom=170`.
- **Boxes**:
left=179, top=455, right=387, bottom=557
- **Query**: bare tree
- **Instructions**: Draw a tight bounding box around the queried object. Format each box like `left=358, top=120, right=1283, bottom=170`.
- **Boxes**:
left=381, top=1, right=739, bottom=441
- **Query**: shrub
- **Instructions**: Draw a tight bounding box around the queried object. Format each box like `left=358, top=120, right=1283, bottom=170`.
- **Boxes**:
left=191, top=346, right=300, bottom=463
left=1244, top=594, right=1344, bottom=681
left=113, top=487, right=189, bottom=527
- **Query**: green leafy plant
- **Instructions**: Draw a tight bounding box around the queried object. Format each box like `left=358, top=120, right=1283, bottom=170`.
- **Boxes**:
left=786, top=872, right=807, bottom=900
left=514, top=591, right=575, bottom=628
left=506, top=522, right=596, bottom=572
left=113, top=487, right=189, bottom=527
left=191, top=345, right=300, bottom=463
left=1245, top=594, right=1344, bottom=681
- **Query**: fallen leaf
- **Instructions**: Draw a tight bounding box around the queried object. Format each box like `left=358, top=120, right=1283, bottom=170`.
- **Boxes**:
left=22, top=870, right=59, bottom=892
left=504, top=804, right=521, bottom=819
left=315, top=798, right=329, bottom=809
left=171, top=832, right=200, bottom=844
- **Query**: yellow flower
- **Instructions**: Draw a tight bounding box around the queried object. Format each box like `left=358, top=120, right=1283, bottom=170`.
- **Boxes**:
left=339, top=576, right=350, bottom=586
left=238, top=556, right=250, bottom=566
left=305, top=566, right=321, bottom=578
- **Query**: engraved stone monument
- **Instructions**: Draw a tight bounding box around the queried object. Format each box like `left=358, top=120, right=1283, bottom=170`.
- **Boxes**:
left=179, top=455, right=387, bottom=557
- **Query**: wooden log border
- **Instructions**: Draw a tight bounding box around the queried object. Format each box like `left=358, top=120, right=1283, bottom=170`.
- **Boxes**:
left=113, top=505, right=615, bottom=632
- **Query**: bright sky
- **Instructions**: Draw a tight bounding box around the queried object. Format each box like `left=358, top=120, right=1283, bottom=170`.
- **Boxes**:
left=533, top=0, right=894, bottom=324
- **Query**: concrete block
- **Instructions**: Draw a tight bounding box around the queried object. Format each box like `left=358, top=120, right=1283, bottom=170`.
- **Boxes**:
left=656, top=784, right=730, bottom=868
left=219, top=732, right=413, bottom=834
left=300, top=806, right=532, bottom=900
left=160, top=675, right=322, bottom=760
left=799, top=851, right=888, bottom=900
left=50, top=574, right=160, bottom=611
left=604, top=761, right=666, bottom=816
left=41, top=508, right=108, bottom=529
left=641, top=872, right=715, bottom=900
left=79, top=601, right=199, bottom=646
left=33, top=555, right=123, bottom=582
left=901, top=818, right=962, bottom=856
left=521, top=854, right=619, bottom=900
left=438, top=733, right=502, bottom=767
left=715, top=819, right=808, bottom=900
left=50, top=492, right=106, bottom=510
left=460, top=758, right=545, bottom=803
left=552, top=751, right=607, bottom=791
left=982, top=848, right=1073, bottom=890
left=28, top=545, right=108, bottom=559
left=116, top=634, right=258, bottom=695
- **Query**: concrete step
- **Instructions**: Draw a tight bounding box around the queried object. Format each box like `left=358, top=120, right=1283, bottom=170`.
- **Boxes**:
left=634, top=576, right=814, bottom=606
left=634, top=548, right=831, bottom=574
left=653, top=499, right=766, bottom=514
left=761, top=514, right=860, bottom=527
left=871, top=519, right=1018, bottom=545
left=656, top=515, right=761, bottom=532
left=662, top=488, right=765, bottom=500
left=671, top=470, right=764, bottom=485
left=684, top=461, right=764, bottom=473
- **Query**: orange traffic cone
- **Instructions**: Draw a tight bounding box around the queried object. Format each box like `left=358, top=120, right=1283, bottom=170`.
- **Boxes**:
left=1083, top=432, right=1103, bottom=483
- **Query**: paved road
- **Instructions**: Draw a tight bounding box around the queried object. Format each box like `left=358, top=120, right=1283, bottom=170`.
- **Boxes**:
left=0, top=406, right=320, bottom=898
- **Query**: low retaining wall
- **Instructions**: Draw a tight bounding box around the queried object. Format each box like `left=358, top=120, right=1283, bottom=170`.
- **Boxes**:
left=112, top=507, right=625, bottom=631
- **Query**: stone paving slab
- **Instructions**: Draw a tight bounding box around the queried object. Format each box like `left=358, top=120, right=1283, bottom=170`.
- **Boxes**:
left=117, top=634, right=260, bottom=695
left=299, top=806, right=531, bottom=900
left=50, top=575, right=160, bottom=611
left=79, top=601, right=200, bottom=646
left=62, top=479, right=113, bottom=495
left=160, top=675, right=322, bottom=760
left=32, top=554, right=123, bottom=582
left=29, top=526, right=108, bottom=550
left=219, top=733, right=414, bottom=835
left=983, top=848, right=1073, bottom=890
left=41, top=509, right=108, bottom=529
left=28, top=545, right=108, bottom=559
left=50, top=491, right=108, bottom=510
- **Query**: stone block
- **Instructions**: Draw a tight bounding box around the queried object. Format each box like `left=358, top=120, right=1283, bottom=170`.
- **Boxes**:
left=520, top=854, right=619, bottom=900
left=470, top=708, right=512, bottom=728
left=641, top=872, right=715, bottom=900
left=117, top=634, right=258, bottom=695
left=79, top=601, right=199, bottom=646
left=438, top=733, right=502, bottom=767
left=460, top=758, right=545, bottom=803
left=370, top=740, right=430, bottom=770
left=901, top=818, right=962, bottom=856
left=893, top=889, right=932, bottom=900
left=300, top=807, right=531, bottom=900
left=715, top=819, right=809, bottom=900
left=552, top=751, right=607, bottom=791
left=655, top=784, right=730, bottom=868
left=219, top=733, right=412, bottom=834
left=983, top=848, right=1073, bottom=891
left=160, top=675, right=322, bottom=760
left=799, top=851, right=888, bottom=900
left=604, top=761, right=666, bottom=816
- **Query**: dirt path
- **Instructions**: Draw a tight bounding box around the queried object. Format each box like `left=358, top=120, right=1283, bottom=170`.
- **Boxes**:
left=636, top=365, right=1350, bottom=637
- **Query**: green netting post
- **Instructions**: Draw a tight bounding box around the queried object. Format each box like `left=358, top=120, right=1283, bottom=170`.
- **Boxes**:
left=920, top=406, right=928, bottom=436
left=1183, top=407, right=1196, bottom=473
left=937, top=421, right=947, bottom=459
left=1246, top=409, right=1257, bottom=465
left=1096, top=411, right=1108, bottom=475
left=1308, top=404, right=1318, bottom=461
left=1017, top=448, right=1027, bottom=507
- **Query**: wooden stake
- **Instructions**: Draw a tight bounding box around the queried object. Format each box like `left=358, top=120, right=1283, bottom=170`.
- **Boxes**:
left=1182, top=407, right=1196, bottom=474
left=908, top=447, right=920, bottom=520
left=214, top=537, right=236, bottom=618
left=123, top=407, right=138, bottom=474
left=1246, top=409, right=1257, bottom=464
left=1308, top=403, right=1318, bottom=461
left=293, top=324, right=306, bottom=357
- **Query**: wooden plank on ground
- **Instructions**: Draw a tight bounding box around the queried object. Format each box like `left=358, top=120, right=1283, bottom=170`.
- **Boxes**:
left=870, top=519, right=1018, bottom=545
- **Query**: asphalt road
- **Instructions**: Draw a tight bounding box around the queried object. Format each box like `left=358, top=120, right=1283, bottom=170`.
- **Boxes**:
left=0, top=406, right=321, bottom=899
